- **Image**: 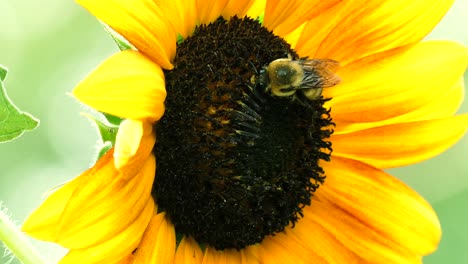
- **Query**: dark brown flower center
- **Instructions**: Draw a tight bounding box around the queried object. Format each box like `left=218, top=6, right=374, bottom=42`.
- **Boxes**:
left=152, top=17, right=333, bottom=250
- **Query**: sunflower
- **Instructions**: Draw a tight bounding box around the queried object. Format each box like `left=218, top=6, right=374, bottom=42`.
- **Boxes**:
left=23, top=0, right=468, bottom=263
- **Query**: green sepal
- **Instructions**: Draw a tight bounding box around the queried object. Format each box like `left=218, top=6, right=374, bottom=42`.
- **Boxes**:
left=176, top=34, right=184, bottom=45
left=103, top=112, right=123, bottom=126
left=96, top=141, right=113, bottom=160
left=81, top=112, right=119, bottom=146
left=0, top=67, right=39, bottom=143
left=175, top=232, right=184, bottom=247
left=101, top=22, right=133, bottom=51
left=0, top=64, right=7, bottom=81
left=257, top=12, right=264, bottom=25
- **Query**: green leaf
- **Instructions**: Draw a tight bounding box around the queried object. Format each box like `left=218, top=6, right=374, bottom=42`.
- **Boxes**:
left=101, top=23, right=133, bottom=51
left=0, top=69, right=39, bottom=143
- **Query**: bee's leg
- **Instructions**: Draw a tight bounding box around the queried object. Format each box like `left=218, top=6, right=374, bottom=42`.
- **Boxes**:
left=244, top=83, right=265, bottom=107
left=293, top=92, right=314, bottom=109
left=247, top=61, right=259, bottom=75
left=302, top=88, right=323, bottom=101
left=247, top=61, right=269, bottom=93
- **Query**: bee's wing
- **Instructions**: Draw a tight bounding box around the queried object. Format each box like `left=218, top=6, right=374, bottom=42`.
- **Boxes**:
left=299, top=59, right=341, bottom=89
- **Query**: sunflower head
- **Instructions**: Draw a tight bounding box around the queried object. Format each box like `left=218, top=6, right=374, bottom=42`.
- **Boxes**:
left=154, top=17, right=335, bottom=250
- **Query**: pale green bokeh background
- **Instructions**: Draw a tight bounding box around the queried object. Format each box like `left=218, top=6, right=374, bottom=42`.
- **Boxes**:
left=0, top=1, right=467, bottom=263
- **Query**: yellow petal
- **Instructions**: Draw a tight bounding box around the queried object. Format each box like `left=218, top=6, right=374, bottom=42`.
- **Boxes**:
left=59, top=199, right=154, bottom=264
left=133, top=212, right=176, bottom=264
left=307, top=157, right=441, bottom=262
left=282, top=21, right=305, bottom=49
left=114, top=120, right=156, bottom=179
left=202, top=247, right=234, bottom=264
left=73, top=50, right=166, bottom=122
left=285, top=216, right=360, bottom=263
left=174, top=236, right=204, bottom=264
left=246, top=0, right=266, bottom=19
left=264, top=0, right=341, bottom=37
left=201, top=247, right=217, bottom=264
left=334, top=78, right=465, bottom=135
left=241, top=246, right=261, bottom=264
left=263, top=0, right=302, bottom=32
left=57, top=156, right=156, bottom=248
left=222, top=0, right=256, bottom=19
left=221, top=249, right=247, bottom=264
left=22, top=177, right=82, bottom=241
left=201, top=247, right=259, bottom=264
left=22, top=151, right=116, bottom=242
left=154, top=0, right=198, bottom=39
left=307, top=197, right=422, bottom=264
left=77, top=0, right=176, bottom=69
left=331, top=114, right=468, bottom=169
left=258, top=231, right=326, bottom=264
left=57, top=154, right=156, bottom=248
left=324, top=41, right=468, bottom=124
left=201, top=247, right=218, bottom=264
left=296, top=0, right=455, bottom=65
left=196, top=0, right=229, bottom=25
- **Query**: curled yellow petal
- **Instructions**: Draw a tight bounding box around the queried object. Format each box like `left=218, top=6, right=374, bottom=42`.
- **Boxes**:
left=73, top=50, right=166, bottom=122
left=77, top=0, right=176, bottom=69
left=114, top=120, right=156, bottom=179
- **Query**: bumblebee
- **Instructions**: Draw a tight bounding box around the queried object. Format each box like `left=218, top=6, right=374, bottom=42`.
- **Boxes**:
left=255, top=56, right=341, bottom=100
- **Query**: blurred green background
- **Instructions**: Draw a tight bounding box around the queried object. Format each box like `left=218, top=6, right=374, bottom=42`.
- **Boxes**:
left=0, top=0, right=467, bottom=263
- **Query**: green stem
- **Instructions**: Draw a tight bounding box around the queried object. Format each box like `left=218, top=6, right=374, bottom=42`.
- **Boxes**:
left=0, top=204, right=47, bottom=264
